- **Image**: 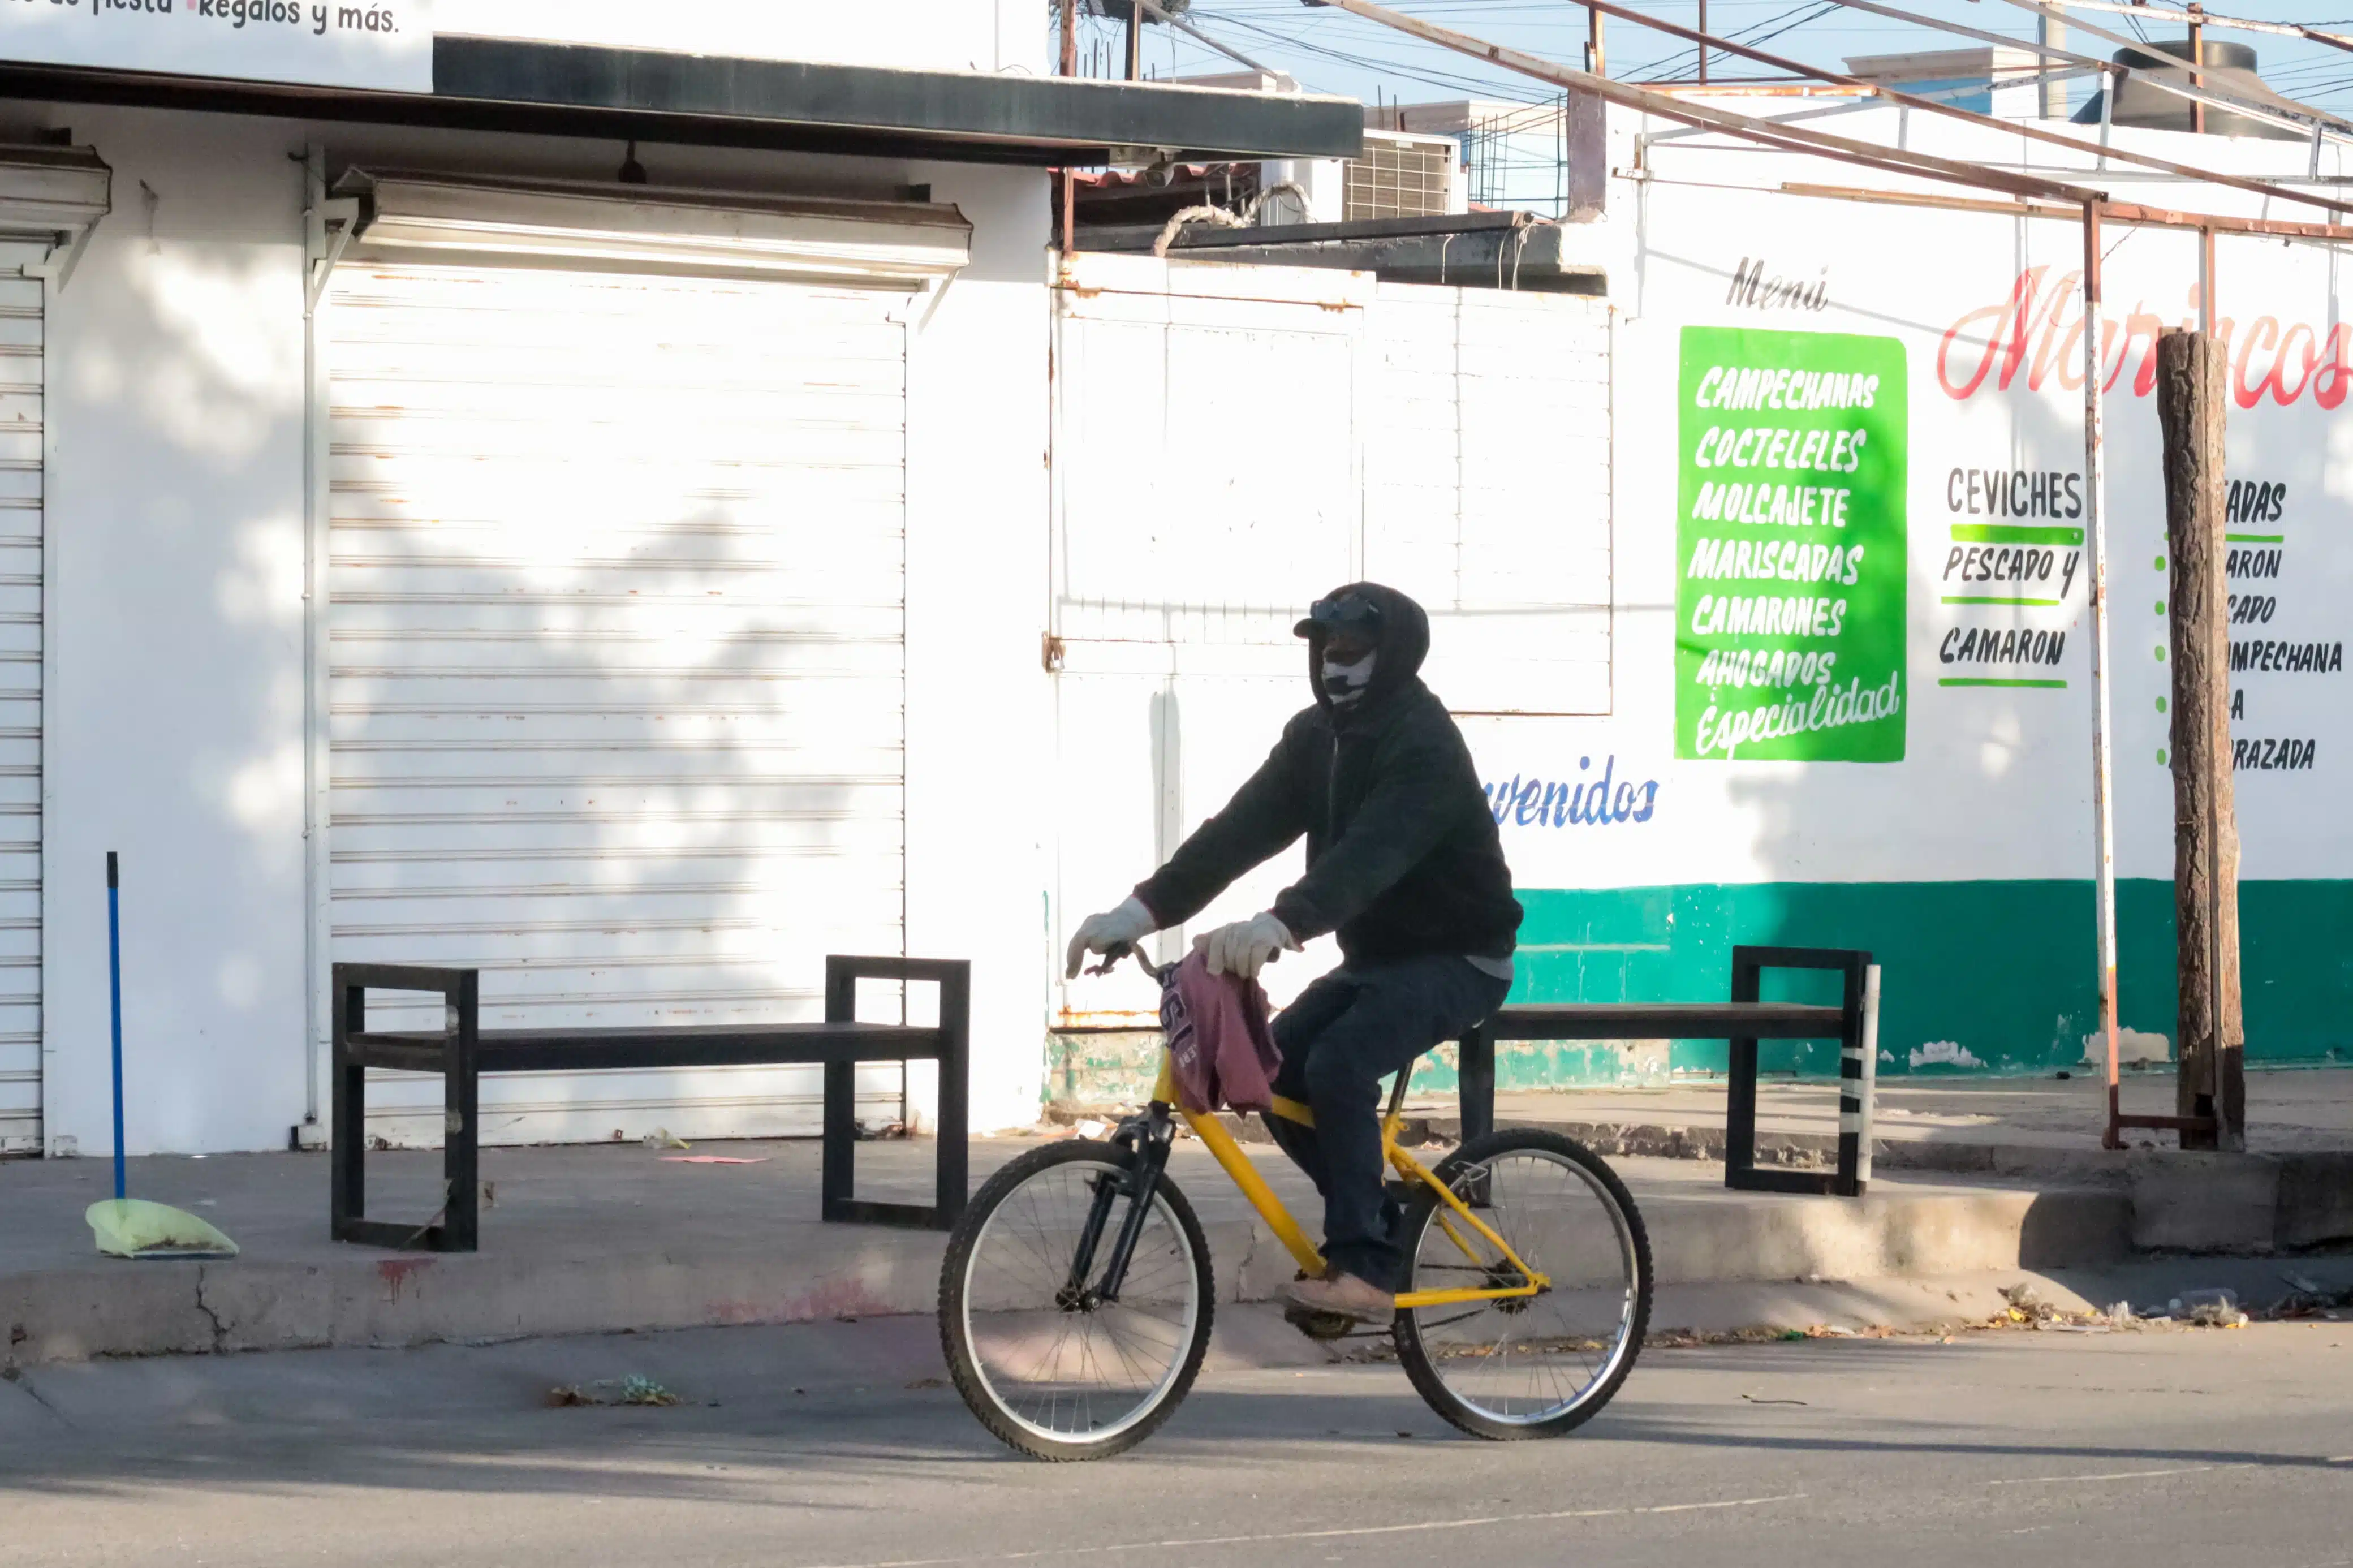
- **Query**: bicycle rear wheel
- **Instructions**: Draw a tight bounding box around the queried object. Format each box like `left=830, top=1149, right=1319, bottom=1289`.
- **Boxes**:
left=1393, top=1128, right=1651, bottom=1440
left=938, top=1138, right=1214, bottom=1461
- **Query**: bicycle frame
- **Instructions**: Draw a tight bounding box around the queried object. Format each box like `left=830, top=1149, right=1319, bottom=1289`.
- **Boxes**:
left=1154, top=1052, right=1548, bottom=1309
left=1067, top=946, right=1548, bottom=1312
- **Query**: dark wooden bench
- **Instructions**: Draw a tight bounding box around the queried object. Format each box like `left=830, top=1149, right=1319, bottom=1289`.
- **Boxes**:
left=1456, top=944, right=1878, bottom=1197
left=330, top=955, right=969, bottom=1252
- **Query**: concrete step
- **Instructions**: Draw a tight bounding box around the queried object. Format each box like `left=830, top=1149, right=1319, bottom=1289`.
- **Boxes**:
left=0, top=1139, right=2133, bottom=1365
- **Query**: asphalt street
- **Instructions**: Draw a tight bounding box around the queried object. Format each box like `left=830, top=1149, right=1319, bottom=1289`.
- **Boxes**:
left=3, top=1307, right=2350, bottom=1568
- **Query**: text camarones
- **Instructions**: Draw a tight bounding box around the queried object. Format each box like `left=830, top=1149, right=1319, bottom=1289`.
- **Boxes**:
left=1677, top=326, right=1908, bottom=763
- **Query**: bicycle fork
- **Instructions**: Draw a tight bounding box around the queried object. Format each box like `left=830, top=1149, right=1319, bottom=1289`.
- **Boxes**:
left=1060, top=1104, right=1175, bottom=1308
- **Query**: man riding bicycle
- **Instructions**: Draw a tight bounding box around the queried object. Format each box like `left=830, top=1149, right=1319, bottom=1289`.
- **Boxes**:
left=1065, top=583, right=1522, bottom=1328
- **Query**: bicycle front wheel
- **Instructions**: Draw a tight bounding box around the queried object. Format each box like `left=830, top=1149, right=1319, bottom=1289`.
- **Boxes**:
left=938, top=1138, right=1214, bottom=1461
left=1393, top=1128, right=1652, bottom=1440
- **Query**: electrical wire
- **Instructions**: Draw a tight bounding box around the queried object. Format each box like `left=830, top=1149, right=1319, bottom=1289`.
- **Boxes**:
left=1078, top=1, right=2353, bottom=127
left=1631, top=0, right=1841, bottom=83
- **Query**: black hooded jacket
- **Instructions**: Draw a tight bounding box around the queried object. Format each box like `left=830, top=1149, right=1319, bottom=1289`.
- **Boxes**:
left=1131, top=584, right=1523, bottom=966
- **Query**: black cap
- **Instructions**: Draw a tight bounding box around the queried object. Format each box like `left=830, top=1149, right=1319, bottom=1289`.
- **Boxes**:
left=1294, top=591, right=1384, bottom=641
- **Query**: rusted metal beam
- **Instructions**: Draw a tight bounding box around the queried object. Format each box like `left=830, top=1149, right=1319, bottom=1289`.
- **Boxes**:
left=1774, top=182, right=2353, bottom=244
left=1315, top=0, right=2099, bottom=204
left=2051, top=0, right=2353, bottom=56
left=2190, top=6, right=2205, bottom=138
left=2081, top=197, right=2124, bottom=1158
left=1986, top=0, right=2353, bottom=138
left=1579, top=0, right=2353, bottom=219
left=2106, top=200, right=2353, bottom=244
left=1828, top=0, right=2351, bottom=147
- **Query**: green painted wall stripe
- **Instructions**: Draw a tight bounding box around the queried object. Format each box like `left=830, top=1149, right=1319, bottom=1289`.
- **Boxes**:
left=1507, top=880, right=2353, bottom=1083
left=1939, top=678, right=2067, bottom=689
left=1949, top=524, right=2084, bottom=545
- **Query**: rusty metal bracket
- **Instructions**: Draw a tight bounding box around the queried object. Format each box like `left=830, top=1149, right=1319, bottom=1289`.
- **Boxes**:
left=304, top=194, right=359, bottom=317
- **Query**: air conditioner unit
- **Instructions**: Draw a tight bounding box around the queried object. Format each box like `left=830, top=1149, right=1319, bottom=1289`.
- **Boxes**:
left=1343, top=130, right=1459, bottom=221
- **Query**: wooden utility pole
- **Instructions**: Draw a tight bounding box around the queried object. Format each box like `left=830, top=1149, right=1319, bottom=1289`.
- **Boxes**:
left=2155, top=329, right=2244, bottom=1152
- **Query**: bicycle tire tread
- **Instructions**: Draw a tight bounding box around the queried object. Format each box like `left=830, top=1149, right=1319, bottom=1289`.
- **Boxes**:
left=1391, top=1128, right=1653, bottom=1441
left=938, top=1138, right=1216, bottom=1461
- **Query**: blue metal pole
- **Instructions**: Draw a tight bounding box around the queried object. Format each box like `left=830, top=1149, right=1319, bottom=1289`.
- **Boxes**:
left=108, top=851, right=123, bottom=1203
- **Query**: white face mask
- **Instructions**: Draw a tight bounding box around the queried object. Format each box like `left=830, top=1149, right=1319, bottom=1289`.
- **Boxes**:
left=1322, top=651, right=1376, bottom=707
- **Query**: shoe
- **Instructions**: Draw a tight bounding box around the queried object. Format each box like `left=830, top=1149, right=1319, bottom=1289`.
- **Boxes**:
left=1283, top=1270, right=1395, bottom=1328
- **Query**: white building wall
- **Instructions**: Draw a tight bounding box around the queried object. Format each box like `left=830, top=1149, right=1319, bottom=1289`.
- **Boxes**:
left=41, top=109, right=312, bottom=1158
left=29, top=105, right=1051, bottom=1155
left=903, top=159, right=1053, bottom=1136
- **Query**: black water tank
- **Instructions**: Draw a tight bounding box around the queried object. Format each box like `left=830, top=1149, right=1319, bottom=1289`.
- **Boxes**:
left=2071, top=37, right=2303, bottom=140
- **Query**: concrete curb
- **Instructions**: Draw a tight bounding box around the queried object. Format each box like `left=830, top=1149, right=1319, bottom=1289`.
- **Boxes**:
left=2, top=1179, right=2134, bottom=1367
left=1218, top=1112, right=2353, bottom=1252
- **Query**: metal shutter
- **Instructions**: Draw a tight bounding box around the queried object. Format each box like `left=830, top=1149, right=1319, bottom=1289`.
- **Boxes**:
left=0, top=239, right=37, bottom=1155
left=327, top=261, right=908, bottom=1147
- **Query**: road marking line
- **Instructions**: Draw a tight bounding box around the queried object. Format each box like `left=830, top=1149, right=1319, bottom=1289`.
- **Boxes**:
left=1986, top=1465, right=2222, bottom=1487
left=795, top=1493, right=1810, bottom=1568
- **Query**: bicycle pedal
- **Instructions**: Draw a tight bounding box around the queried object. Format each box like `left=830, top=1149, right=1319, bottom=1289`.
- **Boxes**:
left=1282, top=1302, right=1356, bottom=1342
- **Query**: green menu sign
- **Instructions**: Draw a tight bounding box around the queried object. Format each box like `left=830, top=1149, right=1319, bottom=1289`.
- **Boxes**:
left=1675, top=326, right=1908, bottom=762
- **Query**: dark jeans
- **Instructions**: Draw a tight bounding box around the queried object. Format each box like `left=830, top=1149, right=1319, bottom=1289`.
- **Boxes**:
left=1262, top=955, right=1510, bottom=1291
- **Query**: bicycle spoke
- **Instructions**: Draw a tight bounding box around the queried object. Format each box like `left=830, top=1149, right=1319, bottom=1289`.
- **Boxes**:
left=956, top=1154, right=1204, bottom=1449
left=1399, top=1142, right=1644, bottom=1430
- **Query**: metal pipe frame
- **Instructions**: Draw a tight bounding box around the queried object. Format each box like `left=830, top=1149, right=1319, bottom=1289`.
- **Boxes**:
left=1980, top=0, right=2353, bottom=143
left=1316, top=0, right=2098, bottom=204
left=1581, top=0, right=2353, bottom=220
left=1768, top=180, right=2353, bottom=245
left=2041, top=0, right=2353, bottom=55
left=1639, top=65, right=2104, bottom=148
left=1822, top=0, right=2353, bottom=150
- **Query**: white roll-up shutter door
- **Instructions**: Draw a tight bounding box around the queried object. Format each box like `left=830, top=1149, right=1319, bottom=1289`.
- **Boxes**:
left=325, top=174, right=966, bottom=1147
left=0, top=239, right=41, bottom=1155
left=0, top=144, right=106, bottom=1156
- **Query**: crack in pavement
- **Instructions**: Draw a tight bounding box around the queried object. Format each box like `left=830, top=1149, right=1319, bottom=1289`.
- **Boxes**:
left=1, top=1368, right=71, bottom=1428
left=193, top=1265, right=229, bottom=1353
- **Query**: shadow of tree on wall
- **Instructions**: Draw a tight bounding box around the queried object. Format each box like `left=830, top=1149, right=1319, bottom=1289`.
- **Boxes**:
left=328, top=264, right=912, bottom=1149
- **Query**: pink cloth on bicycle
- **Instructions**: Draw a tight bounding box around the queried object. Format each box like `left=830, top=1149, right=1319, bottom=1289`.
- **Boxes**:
left=1160, top=950, right=1282, bottom=1115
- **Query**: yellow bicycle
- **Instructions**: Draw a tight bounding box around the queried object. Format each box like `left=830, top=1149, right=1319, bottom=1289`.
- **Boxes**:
left=939, top=949, right=1653, bottom=1460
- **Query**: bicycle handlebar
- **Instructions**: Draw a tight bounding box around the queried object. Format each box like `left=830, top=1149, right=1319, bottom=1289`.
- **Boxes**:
left=1086, top=942, right=1166, bottom=983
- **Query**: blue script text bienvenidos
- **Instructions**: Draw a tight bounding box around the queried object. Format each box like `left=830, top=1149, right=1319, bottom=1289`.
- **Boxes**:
left=1484, top=756, right=1660, bottom=829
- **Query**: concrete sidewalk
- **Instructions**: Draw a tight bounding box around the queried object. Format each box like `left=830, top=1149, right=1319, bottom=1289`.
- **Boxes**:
left=2, top=1135, right=2136, bottom=1365
left=1475, top=1065, right=2353, bottom=1169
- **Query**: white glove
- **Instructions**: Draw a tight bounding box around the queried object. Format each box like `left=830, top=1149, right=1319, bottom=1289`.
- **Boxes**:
left=1193, top=911, right=1297, bottom=980
left=1065, top=895, right=1158, bottom=979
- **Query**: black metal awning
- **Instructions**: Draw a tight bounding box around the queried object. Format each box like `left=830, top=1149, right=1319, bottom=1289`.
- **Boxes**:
left=0, top=36, right=1364, bottom=166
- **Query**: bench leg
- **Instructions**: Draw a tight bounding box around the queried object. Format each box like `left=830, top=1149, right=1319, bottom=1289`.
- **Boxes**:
left=820, top=957, right=972, bottom=1231
left=1833, top=957, right=1871, bottom=1199
left=441, top=972, right=481, bottom=1252
left=933, top=969, right=970, bottom=1230
left=1458, top=1023, right=1495, bottom=1143
left=1724, top=1035, right=1760, bottom=1187
left=821, top=1058, right=856, bottom=1222
left=330, top=981, right=365, bottom=1242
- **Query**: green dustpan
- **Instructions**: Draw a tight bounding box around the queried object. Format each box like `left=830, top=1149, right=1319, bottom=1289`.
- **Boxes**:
left=87, top=1198, right=240, bottom=1260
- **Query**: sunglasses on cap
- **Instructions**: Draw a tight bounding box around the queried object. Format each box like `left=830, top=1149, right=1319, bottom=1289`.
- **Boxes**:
left=1293, top=593, right=1384, bottom=641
